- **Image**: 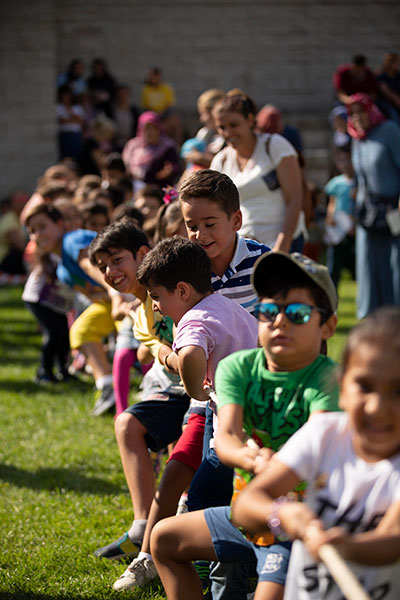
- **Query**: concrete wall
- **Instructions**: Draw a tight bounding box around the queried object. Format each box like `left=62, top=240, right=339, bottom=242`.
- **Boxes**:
left=1, top=0, right=400, bottom=196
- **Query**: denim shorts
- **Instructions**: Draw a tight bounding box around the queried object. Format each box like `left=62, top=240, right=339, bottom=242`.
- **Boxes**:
left=125, top=393, right=190, bottom=452
left=204, top=506, right=291, bottom=585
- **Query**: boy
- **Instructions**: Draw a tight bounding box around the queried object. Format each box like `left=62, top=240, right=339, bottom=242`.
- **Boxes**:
left=179, top=169, right=270, bottom=314
left=91, top=171, right=268, bottom=580
left=102, top=237, right=258, bottom=592
left=25, top=204, right=116, bottom=414
left=88, top=219, right=191, bottom=562
left=232, top=306, right=400, bottom=599
left=151, top=251, right=339, bottom=600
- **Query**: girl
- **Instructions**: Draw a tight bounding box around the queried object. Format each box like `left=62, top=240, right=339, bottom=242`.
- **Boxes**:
left=232, top=306, right=400, bottom=599
left=23, top=206, right=73, bottom=382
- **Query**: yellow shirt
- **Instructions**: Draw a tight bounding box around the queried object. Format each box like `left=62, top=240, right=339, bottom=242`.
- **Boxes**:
left=140, top=83, right=175, bottom=114
left=133, top=294, right=174, bottom=361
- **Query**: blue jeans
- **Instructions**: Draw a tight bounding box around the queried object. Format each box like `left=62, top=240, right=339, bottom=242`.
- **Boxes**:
left=187, top=448, right=233, bottom=512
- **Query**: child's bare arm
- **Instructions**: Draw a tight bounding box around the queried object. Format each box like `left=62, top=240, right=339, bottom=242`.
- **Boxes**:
left=231, top=458, right=303, bottom=536
left=307, top=500, right=400, bottom=566
left=176, top=345, right=208, bottom=401
left=110, top=293, right=140, bottom=321
left=214, top=404, right=260, bottom=471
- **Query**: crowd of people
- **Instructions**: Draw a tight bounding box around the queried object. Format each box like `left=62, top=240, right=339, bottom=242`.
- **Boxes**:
left=1, top=52, right=400, bottom=599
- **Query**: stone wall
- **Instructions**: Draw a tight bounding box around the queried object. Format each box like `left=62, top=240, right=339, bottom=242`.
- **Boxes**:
left=1, top=0, right=399, bottom=195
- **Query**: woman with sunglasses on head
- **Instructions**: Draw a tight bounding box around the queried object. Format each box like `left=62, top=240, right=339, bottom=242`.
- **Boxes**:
left=347, top=93, right=400, bottom=319
left=210, top=91, right=304, bottom=253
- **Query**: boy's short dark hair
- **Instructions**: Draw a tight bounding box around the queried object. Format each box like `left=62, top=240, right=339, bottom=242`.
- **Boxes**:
left=252, top=252, right=337, bottom=323
left=80, top=200, right=109, bottom=223
left=88, top=217, right=150, bottom=265
left=111, top=204, right=145, bottom=228
left=137, top=236, right=213, bottom=295
left=179, top=169, right=240, bottom=216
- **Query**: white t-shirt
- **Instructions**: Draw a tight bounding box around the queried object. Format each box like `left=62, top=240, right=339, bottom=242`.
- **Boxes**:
left=56, top=104, right=85, bottom=133
left=277, top=412, right=400, bottom=600
left=211, top=133, right=302, bottom=248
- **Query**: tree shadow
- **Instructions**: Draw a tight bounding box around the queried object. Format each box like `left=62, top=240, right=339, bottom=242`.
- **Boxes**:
left=0, top=463, right=124, bottom=495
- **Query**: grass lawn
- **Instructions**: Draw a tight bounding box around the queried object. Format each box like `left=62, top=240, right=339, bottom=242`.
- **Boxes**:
left=0, top=278, right=357, bottom=599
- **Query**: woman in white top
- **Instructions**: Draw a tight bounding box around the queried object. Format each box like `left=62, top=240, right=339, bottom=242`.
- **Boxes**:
left=210, top=91, right=303, bottom=252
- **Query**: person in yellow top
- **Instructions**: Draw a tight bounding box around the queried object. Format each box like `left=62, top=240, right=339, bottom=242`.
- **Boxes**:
left=141, top=67, right=184, bottom=145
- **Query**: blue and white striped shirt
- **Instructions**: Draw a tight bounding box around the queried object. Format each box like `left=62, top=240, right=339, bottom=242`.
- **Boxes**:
left=212, top=235, right=270, bottom=314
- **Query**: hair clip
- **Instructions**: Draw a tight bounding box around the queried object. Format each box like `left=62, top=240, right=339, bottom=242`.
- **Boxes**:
left=163, top=187, right=179, bottom=205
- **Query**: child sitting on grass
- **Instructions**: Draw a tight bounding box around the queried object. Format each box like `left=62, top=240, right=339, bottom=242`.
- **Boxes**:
left=111, top=236, right=258, bottom=591
left=151, top=251, right=339, bottom=600
left=232, top=305, right=400, bottom=600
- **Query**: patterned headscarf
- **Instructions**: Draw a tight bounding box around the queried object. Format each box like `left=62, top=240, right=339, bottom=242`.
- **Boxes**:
left=347, top=93, right=385, bottom=140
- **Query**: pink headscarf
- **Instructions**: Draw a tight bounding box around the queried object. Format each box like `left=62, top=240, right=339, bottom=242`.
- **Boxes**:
left=122, top=111, right=176, bottom=179
left=136, top=111, right=163, bottom=138
left=256, top=105, right=283, bottom=134
left=347, top=93, right=386, bottom=140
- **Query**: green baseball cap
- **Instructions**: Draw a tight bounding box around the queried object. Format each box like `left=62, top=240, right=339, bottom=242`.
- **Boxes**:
left=251, top=251, right=338, bottom=313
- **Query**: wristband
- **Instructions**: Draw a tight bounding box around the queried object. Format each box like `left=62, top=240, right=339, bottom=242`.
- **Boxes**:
left=164, top=352, right=172, bottom=370
left=267, top=496, right=291, bottom=541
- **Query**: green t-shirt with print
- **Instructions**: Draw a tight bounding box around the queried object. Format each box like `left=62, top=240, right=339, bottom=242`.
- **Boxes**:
left=215, top=347, right=339, bottom=451
left=215, top=347, right=340, bottom=546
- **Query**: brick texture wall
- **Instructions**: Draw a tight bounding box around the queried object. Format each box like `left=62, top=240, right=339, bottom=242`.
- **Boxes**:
left=1, top=0, right=399, bottom=195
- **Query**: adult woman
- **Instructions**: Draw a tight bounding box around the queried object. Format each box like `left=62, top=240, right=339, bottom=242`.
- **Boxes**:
left=348, top=93, right=400, bottom=318
left=210, top=92, right=303, bottom=252
left=122, top=111, right=180, bottom=188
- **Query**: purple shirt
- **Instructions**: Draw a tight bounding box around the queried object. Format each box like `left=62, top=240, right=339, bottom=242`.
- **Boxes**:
left=173, top=293, right=258, bottom=387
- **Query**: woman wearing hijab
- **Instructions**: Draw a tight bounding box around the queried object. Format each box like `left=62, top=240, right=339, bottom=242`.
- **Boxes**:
left=348, top=92, right=400, bottom=318
left=122, top=112, right=181, bottom=188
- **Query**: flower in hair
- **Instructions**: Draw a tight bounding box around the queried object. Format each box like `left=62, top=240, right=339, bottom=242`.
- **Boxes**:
left=163, top=187, right=179, bottom=204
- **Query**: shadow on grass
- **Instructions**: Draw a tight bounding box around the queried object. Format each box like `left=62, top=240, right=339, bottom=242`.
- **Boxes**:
left=0, top=593, right=117, bottom=600
left=0, top=463, right=123, bottom=495
left=0, top=378, right=91, bottom=395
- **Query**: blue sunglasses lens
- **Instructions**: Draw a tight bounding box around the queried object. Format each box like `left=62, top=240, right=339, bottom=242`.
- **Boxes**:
left=285, top=303, right=312, bottom=324
left=255, top=303, right=313, bottom=324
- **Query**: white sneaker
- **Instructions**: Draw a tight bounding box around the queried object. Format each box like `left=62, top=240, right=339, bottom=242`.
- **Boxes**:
left=113, top=556, right=158, bottom=591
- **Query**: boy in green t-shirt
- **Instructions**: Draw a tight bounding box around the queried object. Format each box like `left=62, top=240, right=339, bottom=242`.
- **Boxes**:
left=150, top=251, right=339, bottom=600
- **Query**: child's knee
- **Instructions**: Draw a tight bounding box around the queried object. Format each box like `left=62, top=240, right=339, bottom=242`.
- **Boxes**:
left=151, top=517, right=177, bottom=560
left=114, top=411, right=146, bottom=443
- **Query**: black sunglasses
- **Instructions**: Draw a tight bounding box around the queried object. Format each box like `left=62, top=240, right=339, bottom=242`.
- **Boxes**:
left=254, top=302, right=326, bottom=325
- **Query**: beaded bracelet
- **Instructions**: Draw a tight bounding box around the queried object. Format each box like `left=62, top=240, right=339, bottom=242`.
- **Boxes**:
left=267, top=496, right=291, bottom=540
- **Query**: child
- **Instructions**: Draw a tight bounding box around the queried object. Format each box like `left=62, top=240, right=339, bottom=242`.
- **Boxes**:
left=22, top=205, right=74, bottom=382
left=232, top=305, right=400, bottom=600
left=324, top=151, right=356, bottom=289
left=107, top=236, right=258, bottom=591
left=88, top=219, right=190, bottom=560
left=90, top=170, right=269, bottom=570
left=24, top=204, right=116, bottom=414
left=79, top=200, right=110, bottom=233
left=151, top=251, right=339, bottom=600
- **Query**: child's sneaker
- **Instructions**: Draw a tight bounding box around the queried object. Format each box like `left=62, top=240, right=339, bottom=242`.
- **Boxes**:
left=94, top=532, right=140, bottom=561
left=194, top=560, right=211, bottom=597
left=92, top=384, right=115, bottom=416
left=34, top=370, right=58, bottom=385
left=112, top=556, right=158, bottom=590
left=176, top=492, right=188, bottom=514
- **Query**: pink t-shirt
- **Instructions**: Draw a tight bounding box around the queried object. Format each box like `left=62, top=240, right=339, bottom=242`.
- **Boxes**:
left=172, top=293, right=258, bottom=388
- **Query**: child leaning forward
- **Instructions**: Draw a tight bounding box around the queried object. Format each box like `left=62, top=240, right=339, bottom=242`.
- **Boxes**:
left=151, top=251, right=340, bottom=600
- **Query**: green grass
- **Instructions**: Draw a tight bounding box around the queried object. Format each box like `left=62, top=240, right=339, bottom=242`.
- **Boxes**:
left=0, top=278, right=357, bottom=599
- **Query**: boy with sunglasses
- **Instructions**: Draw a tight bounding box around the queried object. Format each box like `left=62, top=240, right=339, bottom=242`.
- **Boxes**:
left=150, top=251, right=340, bottom=600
